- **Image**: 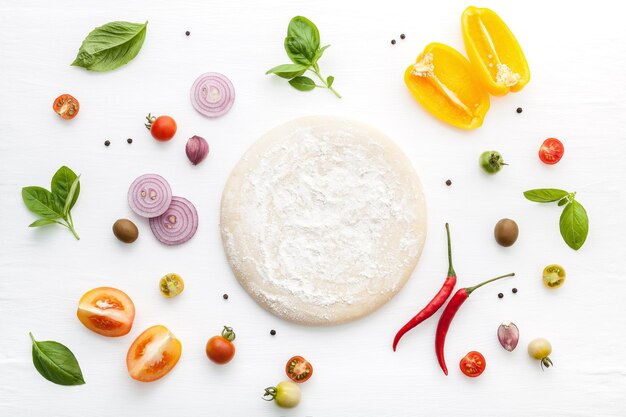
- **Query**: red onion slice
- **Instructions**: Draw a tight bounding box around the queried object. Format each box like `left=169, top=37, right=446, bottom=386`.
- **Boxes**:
left=190, top=72, right=235, bottom=118
left=149, top=197, right=198, bottom=245
left=128, top=174, right=173, bottom=218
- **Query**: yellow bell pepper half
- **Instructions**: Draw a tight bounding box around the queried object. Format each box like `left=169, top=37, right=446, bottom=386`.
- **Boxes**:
left=404, top=42, right=490, bottom=130
left=462, top=6, right=530, bottom=96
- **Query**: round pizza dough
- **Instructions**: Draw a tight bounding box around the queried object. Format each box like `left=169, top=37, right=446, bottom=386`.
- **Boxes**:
left=220, top=116, right=427, bottom=325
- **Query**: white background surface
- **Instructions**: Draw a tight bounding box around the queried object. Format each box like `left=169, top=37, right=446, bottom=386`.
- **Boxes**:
left=1, top=0, right=625, bottom=416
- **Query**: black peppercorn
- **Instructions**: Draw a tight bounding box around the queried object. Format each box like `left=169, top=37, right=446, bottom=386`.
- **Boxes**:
left=222, top=293, right=229, bottom=300
left=400, top=34, right=406, bottom=39
left=512, top=288, right=518, bottom=294
left=516, top=107, right=523, bottom=114
left=104, top=140, right=110, bottom=146
left=391, top=39, right=396, bottom=45
left=445, top=179, right=452, bottom=186
left=498, top=293, right=504, bottom=299
left=127, top=138, right=133, bottom=144
left=185, top=31, right=190, bottom=36
left=270, top=329, right=276, bottom=336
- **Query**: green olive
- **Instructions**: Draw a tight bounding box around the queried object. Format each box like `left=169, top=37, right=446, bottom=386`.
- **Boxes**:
left=479, top=150, right=507, bottom=174
left=112, top=219, right=138, bottom=243
left=494, top=218, right=518, bottom=247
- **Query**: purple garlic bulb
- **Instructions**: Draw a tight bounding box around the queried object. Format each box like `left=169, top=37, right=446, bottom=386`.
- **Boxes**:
left=186, top=135, right=209, bottom=165
left=498, top=321, right=519, bottom=352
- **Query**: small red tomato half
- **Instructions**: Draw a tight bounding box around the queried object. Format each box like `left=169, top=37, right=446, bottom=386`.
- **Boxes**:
left=52, top=94, right=80, bottom=120
left=285, top=356, right=313, bottom=383
left=77, top=287, right=135, bottom=337
left=145, top=113, right=177, bottom=141
left=206, top=326, right=236, bottom=365
left=539, top=138, right=564, bottom=165
left=460, top=351, right=486, bottom=377
left=127, top=325, right=182, bottom=382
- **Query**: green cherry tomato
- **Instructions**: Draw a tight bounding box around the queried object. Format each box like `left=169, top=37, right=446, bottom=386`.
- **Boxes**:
left=479, top=150, right=507, bottom=174
left=542, top=264, right=566, bottom=288
left=263, top=381, right=301, bottom=408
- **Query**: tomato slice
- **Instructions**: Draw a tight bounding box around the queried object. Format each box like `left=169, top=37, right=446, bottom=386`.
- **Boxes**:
left=285, top=356, right=313, bottom=383
left=539, top=138, right=564, bottom=165
left=543, top=264, right=566, bottom=288
left=127, top=325, right=182, bottom=382
left=77, top=287, right=135, bottom=337
left=53, top=94, right=80, bottom=120
left=459, top=351, right=486, bottom=377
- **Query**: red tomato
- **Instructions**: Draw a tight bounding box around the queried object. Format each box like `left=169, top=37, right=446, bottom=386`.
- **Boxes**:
left=459, top=351, right=486, bottom=377
left=145, top=114, right=177, bottom=141
left=205, top=326, right=236, bottom=365
left=539, top=138, right=564, bottom=165
left=52, top=94, right=80, bottom=120
left=76, top=287, right=135, bottom=337
left=285, top=356, right=313, bottom=383
left=127, top=325, right=182, bottom=382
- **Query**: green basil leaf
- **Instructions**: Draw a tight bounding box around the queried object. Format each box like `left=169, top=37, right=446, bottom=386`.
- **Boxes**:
left=63, top=176, right=81, bottom=216
left=327, top=75, right=334, bottom=88
left=265, top=63, right=308, bottom=79
left=30, top=333, right=85, bottom=386
left=313, top=44, right=330, bottom=63
left=289, top=76, right=316, bottom=91
left=71, top=21, right=148, bottom=72
left=51, top=166, right=80, bottom=211
left=523, top=188, right=569, bottom=203
left=22, top=187, right=63, bottom=219
left=29, top=219, right=61, bottom=228
left=559, top=201, right=588, bottom=250
left=284, top=16, right=320, bottom=65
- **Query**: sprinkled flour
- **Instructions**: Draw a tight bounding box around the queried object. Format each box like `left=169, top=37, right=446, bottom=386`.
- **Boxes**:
left=221, top=117, right=426, bottom=324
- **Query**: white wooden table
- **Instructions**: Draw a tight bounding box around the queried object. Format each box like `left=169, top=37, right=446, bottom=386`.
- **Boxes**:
left=1, top=0, right=625, bottom=416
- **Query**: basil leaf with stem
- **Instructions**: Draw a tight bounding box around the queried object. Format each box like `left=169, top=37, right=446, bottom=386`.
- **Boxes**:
left=72, top=21, right=148, bottom=72
left=51, top=166, right=80, bottom=211
left=30, top=332, right=85, bottom=386
left=289, top=76, right=317, bottom=91
left=523, top=189, right=569, bottom=203
left=265, top=63, right=308, bottom=79
left=559, top=200, right=589, bottom=250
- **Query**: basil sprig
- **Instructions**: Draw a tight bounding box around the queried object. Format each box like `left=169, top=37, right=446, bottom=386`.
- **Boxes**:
left=266, top=16, right=341, bottom=98
left=30, top=333, right=85, bottom=386
left=524, top=188, right=589, bottom=250
left=22, top=166, right=81, bottom=240
left=72, top=21, right=148, bottom=72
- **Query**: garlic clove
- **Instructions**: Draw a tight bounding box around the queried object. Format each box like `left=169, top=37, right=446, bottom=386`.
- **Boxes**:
left=185, top=135, right=209, bottom=165
left=497, top=321, right=519, bottom=352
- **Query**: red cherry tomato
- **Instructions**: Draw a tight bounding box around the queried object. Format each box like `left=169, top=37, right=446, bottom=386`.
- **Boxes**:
left=205, top=326, right=236, bottom=365
left=539, top=138, right=564, bottom=165
left=145, top=113, right=177, bottom=141
left=52, top=94, right=79, bottom=120
left=459, top=351, right=486, bottom=377
left=285, top=356, right=313, bottom=383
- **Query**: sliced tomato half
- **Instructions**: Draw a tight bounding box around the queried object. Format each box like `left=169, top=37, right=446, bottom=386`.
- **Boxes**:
left=285, top=355, right=313, bottom=383
left=127, top=325, right=182, bottom=382
left=76, top=287, right=135, bottom=337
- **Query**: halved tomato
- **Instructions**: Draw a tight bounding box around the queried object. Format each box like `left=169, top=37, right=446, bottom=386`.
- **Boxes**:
left=285, top=356, right=313, bottom=383
left=460, top=351, right=486, bottom=377
left=52, top=94, right=80, bottom=120
left=127, top=325, right=182, bottom=382
left=76, top=287, right=135, bottom=337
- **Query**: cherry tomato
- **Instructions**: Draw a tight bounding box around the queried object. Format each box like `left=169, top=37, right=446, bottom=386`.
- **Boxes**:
left=479, top=150, right=507, bottom=174
left=205, top=326, right=236, bottom=365
left=159, top=273, right=184, bottom=298
left=263, top=381, right=301, bottom=408
left=285, top=355, right=313, bottom=383
left=528, top=337, right=553, bottom=369
left=145, top=113, right=177, bottom=141
left=52, top=94, right=80, bottom=120
left=126, top=325, right=182, bottom=382
left=76, top=287, right=135, bottom=337
left=459, top=351, right=486, bottom=377
left=539, top=138, right=564, bottom=165
left=543, top=264, right=566, bottom=288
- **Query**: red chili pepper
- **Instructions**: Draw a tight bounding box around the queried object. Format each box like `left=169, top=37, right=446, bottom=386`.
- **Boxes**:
left=393, top=223, right=457, bottom=351
left=435, top=272, right=515, bottom=375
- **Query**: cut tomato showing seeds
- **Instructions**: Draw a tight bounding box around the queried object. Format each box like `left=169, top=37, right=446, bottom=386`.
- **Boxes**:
left=539, top=138, right=564, bottom=165
left=459, top=351, right=486, bottom=377
left=285, top=355, right=313, bottom=383
left=52, top=94, right=80, bottom=120
left=127, top=325, right=182, bottom=382
left=76, top=287, right=135, bottom=337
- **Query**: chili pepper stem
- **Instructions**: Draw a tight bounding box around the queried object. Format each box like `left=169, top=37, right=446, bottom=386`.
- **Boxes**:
left=466, top=272, right=515, bottom=295
left=445, top=223, right=455, bottom=277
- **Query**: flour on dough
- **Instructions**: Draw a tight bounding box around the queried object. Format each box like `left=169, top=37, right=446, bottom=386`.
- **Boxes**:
left=220, top=116, right=426, bottom=325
